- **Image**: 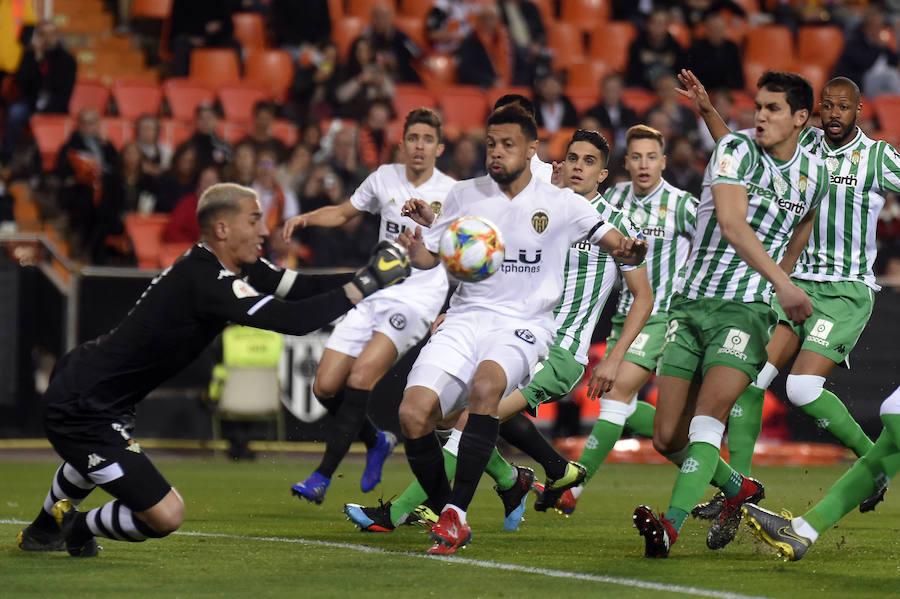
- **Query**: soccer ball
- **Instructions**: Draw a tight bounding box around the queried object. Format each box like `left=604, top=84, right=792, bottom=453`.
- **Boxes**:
left=439, top=216, right=505, bottom=282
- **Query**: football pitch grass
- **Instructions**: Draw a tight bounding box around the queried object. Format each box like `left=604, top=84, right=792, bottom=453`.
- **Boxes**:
left=2, top=452, right=899, bottom=598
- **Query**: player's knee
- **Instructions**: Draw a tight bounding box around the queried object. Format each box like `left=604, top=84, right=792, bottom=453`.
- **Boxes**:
left=141, top=494, right=185, bottom=535
left=785, top=374, right=825, bottom=407
left=467, top=378, right=503, bottom=413
left=398, top=400, right=431, bottom=438
left=346, top=368, right=378, bottom=391
left=879, top=386, right=900, bottom=417
left=312, top=380, right=340, bottom=401
left=652, top=426, right=686, bottom=456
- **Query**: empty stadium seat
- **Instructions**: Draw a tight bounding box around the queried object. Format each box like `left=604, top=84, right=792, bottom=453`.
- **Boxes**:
left=159, top=241, right=195, bottom=268
left=393, top=84, right=436, bottom=118
left=566, top=88, right=599, bottom=116
left=560, top=0, right=610, bottom=32
left=742, top=60, right=767, bottom=95
left=546, top=127, right=578, bottom=161
left=565, top=59, right=610, bottom=93
left=232, top=12, right=267, bottom=51
left=163, top=78, right=215, bottom=121
left=31, top=115, right=72, bottom=171
left=271, top=119, right=299, bottom=147
left=189, top=48, right=241, bottom=89
left=112, top=79, right=163, bottom=119
left=589, top=21, right=636, bottom=73
left=797, top=25, right=844, bottom=72
left=621, top=88, right=658, bottom=117
left=332, top=16, right=366, bottom=61
left=872, top=95, right=900, bottom=136
left=218, top=84, right=269, bottom=123
left=347, top=0, right=395, bottom=18
left=438, top=86, right=489, bottom=131
left=131, top=0, right=172, bottom=19
left=794, top=63, right=827, bottom=107
left=244, top=50, right=294, bottom=103
left=393, top=15, right=427, bottom=50
left=69, top=80, right=110, bottom=115
left=418, top=53, right=457, bottom=92
left=744, top=24, right=794, bottom=71
left=158, top=118, right=193, bottom=148
left=398, top=0, right=432, bottom=18
left=100, top=118, right=134, bottom=149
left=547, top=22, right=584, bottom=68
left=125, top=212, right=170, bottom=269
left=218, top=121, right=250, bottom=145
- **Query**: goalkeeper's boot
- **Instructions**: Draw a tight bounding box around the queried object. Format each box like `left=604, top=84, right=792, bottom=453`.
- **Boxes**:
left=633, top=505, right=676, bottom=558
left=859, top=485, right=887, bottom=513
left=691, top=491, right=725, bottom=520
left=707, top=477, right=765, bottom=550
left=742, top=503, right=811, bottom=561
left=291, top=472, right=330, bottom=505
left=17, top=523, right=65, bottom=552
left=408, top=504, right=439, bottom=526
left=361, top=431, right=398, bottom=493
left=52, top=500, right=99, bottom=557
left=427, top=509, right=471, bottom=555
left=534, top=462, right=586, bottom=512
left=494, top=465, right=535, bottom=531
left=344, top=500, right=395, bottom=532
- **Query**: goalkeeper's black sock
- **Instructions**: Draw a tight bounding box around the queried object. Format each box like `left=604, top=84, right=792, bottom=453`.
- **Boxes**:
left=500, top=412, right=568, bottom=480
left=448, top=413, right=499, bottom=511
left=319, top=389, right=379, bottom=449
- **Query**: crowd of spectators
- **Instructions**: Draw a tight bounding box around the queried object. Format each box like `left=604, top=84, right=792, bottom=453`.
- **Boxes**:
left=1, top=0, right=900, bottom=279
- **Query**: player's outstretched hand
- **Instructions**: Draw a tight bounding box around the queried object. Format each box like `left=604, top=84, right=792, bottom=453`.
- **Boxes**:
left=612, top=237, right=648, bottom=265
left=775, top=280, right=813, bottom=326
left=282, top=214, right=309, bottom=242
left=401, top=198, right=436, bottom=227
left=676, top=69, right=713, bottom=114
left=351, top=241, right=411, bottom=298
left=587, top=356, right=621, bottom=399
left=551, top=161, right=563, bottom=187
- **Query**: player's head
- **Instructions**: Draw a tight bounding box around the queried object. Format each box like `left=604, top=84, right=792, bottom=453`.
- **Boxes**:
left=485, top=103, right=538, bottom=186
left=492, top=93, right=536, bottom=119
left=562, top=129, right=610, bottom=197
left=624, top=124, right=666, bottom=196
left=819, top=77, right=861, bottom=147
left=197, top=183, right=267, bottom=268
left=402, top=108, right=445, bottom=176
left=754, top=70, right=813, bottom=152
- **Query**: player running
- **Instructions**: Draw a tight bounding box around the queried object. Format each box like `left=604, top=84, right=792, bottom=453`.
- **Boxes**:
left=282, top=109, right=456, bottom=504
left=633, top=71, right=829, bottom=558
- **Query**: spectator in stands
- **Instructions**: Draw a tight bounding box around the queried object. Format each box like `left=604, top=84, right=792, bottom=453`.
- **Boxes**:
left=254, top=148, right=299, bottom=265
left=179, top=104, right=232, bottom=170
left=833, top=8, right=900, bottom=97
left=334, top=36, right=395, bottom=121
left=276, top=143, right=313, bottom=197
left=680, top=0, right=745, bottom=28
left=54, top=108, right=119, bottom=260
left=169, top=0, right=240, bottom=78
left=289, top=40, right=339, bottom=124
left=162, top=165, right=220, bottom=244
left=155, top=143, right=198, bottom=213
left=645, top=74, right=698, bottom=141
left=272, top=0, right=331, bottom=58
left=1, top=20, right=75, bottom=161
left=134, top=115, right=171, bottom=176
left=426, top=0, right=476, bottom=54
left=685, top=12, right=744, bottom=91
left=665, top=135, right=703, bottom=198
left=497, top=0, right=551, bottom=86
left=645, top=108, right=675, bottom=145
left=356, top=3, right=421, bottom=84
left=456, top=3, right=515, bottom=89
left=533, top=71, right=579, bottom=134
left=222, top=142, right=257, bottom=188
left=357, top=100, right=394, bottom=171
left=625, top=7, right=685, bottom=90
left=237, top=101, right=288, bottom=163
left=329, top=126, right=369, bottom=193
left=442, top=133, right=484, bottom=180
left=585, top=72, right=640, bottom=156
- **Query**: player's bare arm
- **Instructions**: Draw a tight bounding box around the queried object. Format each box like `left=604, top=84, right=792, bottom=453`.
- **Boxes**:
left=282, top=201, right=361, bottom=241
left=599, top=228, right=648, bottom=265
left=396, top=225, right=440, bottom=269
left=677, top=69, right=731, bottom=143
left=400, top=198, right=436, bottom=227
left=713, top=182, right=812, bottom=324
left=779, top=206, right=818, bottom=275
left=587, top=266, right=653, bottom=399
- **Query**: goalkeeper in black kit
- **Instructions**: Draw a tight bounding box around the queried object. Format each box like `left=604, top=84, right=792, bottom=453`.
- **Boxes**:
left=16, top=183, right=410, bottom=557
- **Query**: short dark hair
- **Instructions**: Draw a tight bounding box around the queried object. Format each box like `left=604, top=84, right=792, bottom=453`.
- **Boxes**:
left=823, top=76, right=861, bottom=104
left=195, top=103, right=217, bottom=118
left=492, top=93, right=536, bottom=118
left=253, top=100, right=277, bottom=116
left=567, top=129, right=610, bottom=167
left=626, top=124, right=666, bottom=153
left=403, top=107, right=443, bottom=141
left=487, top=103, right=538, bottom=141
left=757, top=70, right=814, bottom=114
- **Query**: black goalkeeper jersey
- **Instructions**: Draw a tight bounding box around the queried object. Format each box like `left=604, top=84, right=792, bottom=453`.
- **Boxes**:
left=44, top=244, right=354, bottom=432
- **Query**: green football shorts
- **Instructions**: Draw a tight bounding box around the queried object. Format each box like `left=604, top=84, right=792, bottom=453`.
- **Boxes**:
left=774, top=279, right=874, bottom=366
left=605, top=313, right=669, bottom=372
left=658, top=294, right=777, bottom=382
left=521, top=345, right=586, bottom=409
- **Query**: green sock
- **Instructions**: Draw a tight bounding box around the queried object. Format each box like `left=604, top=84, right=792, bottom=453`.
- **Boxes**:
left=666, top=441, right=720, bottom=532
left=803, top=429, right=898, bottom=534
left=624, top=401, right=655, bottom=438
left=389, top=448, right=457, bottom=526
left=801, top=389, right=874, bottom=457
left=485, top=447, right=516, bottom=491
left=882, top=413, right=900, bottom=447
left=710, top=457, right=744, bottom=498
left=578, top=417, right=624, bottom=481
left=727, top=385, right=764, bottom=476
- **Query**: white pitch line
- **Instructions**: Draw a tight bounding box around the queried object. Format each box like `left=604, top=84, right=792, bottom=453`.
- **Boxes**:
left=2, top=519, right=771, bottom=599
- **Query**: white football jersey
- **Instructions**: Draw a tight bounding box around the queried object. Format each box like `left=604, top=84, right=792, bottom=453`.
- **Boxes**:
left=350, top=164, right=456, bottom=317
left=423, top=173, right=615, bottom=334
left=531, top=154, right=554, bottom=182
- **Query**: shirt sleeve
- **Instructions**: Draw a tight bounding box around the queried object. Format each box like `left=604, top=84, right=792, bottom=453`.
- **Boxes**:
left=423, top=185, right=461, bottom=254
left=245, top=258, right=354, bottom=300
left=610, top=210, right=642, bottom=272
left=348, top=168, right=382, bottom=214
left=709, top=133, right=756, bottom=186
left=676, top=192, right=699, bottom=237
left=568, top=190, right=615, bottom=245
left=878, top=141, right=900, bottom=193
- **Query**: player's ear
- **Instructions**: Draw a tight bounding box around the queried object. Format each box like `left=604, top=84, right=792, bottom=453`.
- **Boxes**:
left=213, top=219, right=228, bottom=241
left=597, top=168, right=609, bottom=185
left=435, top=142, right=445, bottom=158
left=660, top=154, right=667, bottom=171
left=526, top=139, right=537, bottom=160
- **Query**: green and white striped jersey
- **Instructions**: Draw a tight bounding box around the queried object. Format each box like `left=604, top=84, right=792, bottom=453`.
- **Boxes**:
left=604, top=179, right=697, bottom=316
left=796, top=126, right=900, bottom=290
left=681, top=131, right=828, bottom=304
left=553, top=194, right=643, bottom=365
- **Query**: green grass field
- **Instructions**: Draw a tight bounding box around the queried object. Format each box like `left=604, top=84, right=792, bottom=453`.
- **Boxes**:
left=2, top=452, right=899, bottom=598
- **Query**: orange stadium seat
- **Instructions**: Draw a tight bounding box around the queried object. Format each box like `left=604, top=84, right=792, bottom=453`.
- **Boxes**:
left=218, top=84, right=269, bottom=123
left=794, top=63, right=827, bottom=107
left=485, top=86, right=532, bottom=110
left=101, top=118, right=134, bottom=149
left=31, top=115, right=72, bottom=171
left=797, top=25, right=844, bottom=72
left=189, top=49, right=241, bottom=89
left=131, top=0, right=172, bottom=19
left=668, top=22, right=691, bottom=49
left=872, top=95, right=900, bottom=136
left=398, top=0, right=432, bottom=18
left=347, top=0, right=396, bottom=19
left=232, top=12, right=267, bottom=51
left=438, top=86, right=489, bottom=131
left=219, top=121, right=251, bottom=145
left=589, top=21, right=636, bottom=73
left=560, top=0, right=610, bottom=32
left=327, top=0, right=343, bottom=21
left=621, top=88, right=658, bottom=117
left=126, top=213, right=170, bottom=269
left=565, top=59, right=610, bottom=93
left=159, top=241, right=194, bottom=268
left=163, top=78, right=215, bottom=122
left=566, top=88, right=598, bottom=116
left=393, top=84, right=436, bottom=117
left=271, top=119, right=299, bottom=147
left=531, top=0, right=555, bottom=25
left=744, top=24, right=794, bottom=71
left=547, top=22, right=584, bottom=68
left=546, top=127, right=577, bottom=161
left=69, top=80, right=110, bottom=115
left=244, top=50, right=294, bottom=103
left=393, top=15, right=427, bottom=50
left=333, top=16, right=366, bottom=61
left=418, top=53, right=457, bottom=92
left=159, top=118, right=193, bottom=147
left=112, top=79, right=163, bottom=119
left=743, top=60, right=767, bottom=95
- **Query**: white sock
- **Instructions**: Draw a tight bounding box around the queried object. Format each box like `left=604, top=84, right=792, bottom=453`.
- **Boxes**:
left=571, top=484, right=584, bottom=499
left=443, top=503, right=466, bottom=524
left=791, top=516, right=819, bottom=542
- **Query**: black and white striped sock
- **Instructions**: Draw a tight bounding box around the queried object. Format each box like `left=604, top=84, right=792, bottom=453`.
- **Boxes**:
left=33, top=462, right=96, bottom=532
left=84, top=500, right=168, bottom=542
